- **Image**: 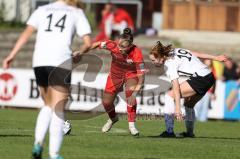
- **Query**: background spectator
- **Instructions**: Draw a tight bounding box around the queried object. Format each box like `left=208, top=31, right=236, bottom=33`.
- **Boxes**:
left=222, top=58, right=240, bottom=82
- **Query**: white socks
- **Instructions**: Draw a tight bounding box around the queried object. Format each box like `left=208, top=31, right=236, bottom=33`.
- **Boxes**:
left=164, top=94, right=175, bottom=133
left=163, top=94, right=175, bottom=114
left=49, top=111, right=64, bottom=158
left=34, top=106, right=53, bottom=146
left=34, top=106, right=65, bottom=158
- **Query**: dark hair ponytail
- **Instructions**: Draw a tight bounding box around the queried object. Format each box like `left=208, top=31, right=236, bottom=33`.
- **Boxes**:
left=123, top=28, right=131, bottom=35
left=119, top=27, right=133, bottom=43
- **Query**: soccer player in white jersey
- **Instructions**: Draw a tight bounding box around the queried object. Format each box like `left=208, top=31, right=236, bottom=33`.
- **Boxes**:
left=149, top=41, right=228, bottom=138
left=3, top=0, right=91, bottom=158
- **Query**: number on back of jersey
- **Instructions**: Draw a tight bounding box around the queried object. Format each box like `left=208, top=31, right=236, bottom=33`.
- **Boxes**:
left=176, top=49, right=192, bottom=61
left=45, top=13, right=67, bottom=32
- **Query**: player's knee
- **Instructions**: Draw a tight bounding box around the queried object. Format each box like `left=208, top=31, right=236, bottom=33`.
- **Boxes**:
left=184, top=100, right=196, bottom=108
left=102, top=100, right=114, bottom=110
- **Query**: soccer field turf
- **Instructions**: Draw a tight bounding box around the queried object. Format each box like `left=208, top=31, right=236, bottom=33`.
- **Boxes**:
left=0, top=109, right=240, bottom=159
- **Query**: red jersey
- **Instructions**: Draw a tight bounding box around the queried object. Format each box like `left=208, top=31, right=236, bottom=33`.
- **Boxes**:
left=99, top=40, right=145, bottom=78
left=94, top=12, right=111, bottom=42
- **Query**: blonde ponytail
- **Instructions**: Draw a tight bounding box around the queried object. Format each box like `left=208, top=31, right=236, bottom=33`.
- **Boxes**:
left=63, top=0, right=85, bottom=8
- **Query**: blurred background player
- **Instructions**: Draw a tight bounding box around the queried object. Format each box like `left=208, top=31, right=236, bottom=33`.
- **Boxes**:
left=75, top=28, right=145, bottom=136
left=104, top=3, right=135, bottom=40
left=2, top=0, right=91, bottom=158
left=149, top=41, right=228, bottom=138
left=93, top=3, right=112, bottom=42
left=94, top=3, right=135, bottom=42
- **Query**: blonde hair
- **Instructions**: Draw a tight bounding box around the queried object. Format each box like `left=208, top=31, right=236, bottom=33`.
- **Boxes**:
left=62, top=0, right=85, bottom=8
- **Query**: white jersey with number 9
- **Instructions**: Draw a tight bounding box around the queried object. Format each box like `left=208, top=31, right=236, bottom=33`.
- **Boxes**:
left=27, top=1, right=91, bottom=67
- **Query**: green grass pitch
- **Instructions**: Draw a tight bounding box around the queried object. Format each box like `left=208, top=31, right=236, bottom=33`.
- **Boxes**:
left=0, top=109, right=240, bottom=159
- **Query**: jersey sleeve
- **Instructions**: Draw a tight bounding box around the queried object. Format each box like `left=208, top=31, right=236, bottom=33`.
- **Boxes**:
left=133, top=48, right=146, bottom=75
left=99, top=40, right=117, bottom=51
left=27, top=8, right=40, bottom=29
left=165, top=60, right=179, bottom=81
left=75, top=9, right=91, bottom=37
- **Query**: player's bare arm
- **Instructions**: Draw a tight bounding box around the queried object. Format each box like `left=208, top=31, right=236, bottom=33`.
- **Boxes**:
left=127, top=74, right=145, bottom=106
left=133, top=74, right=145, bottom=95
left=171, top=78, right=182, bottom=121
left=90, top=41, right=101, bottom=50
left=3, top=25, right=36, bottom=69
left=191, top=51, right=229, bottom=62
left=73, top=34, right=91, bottom=56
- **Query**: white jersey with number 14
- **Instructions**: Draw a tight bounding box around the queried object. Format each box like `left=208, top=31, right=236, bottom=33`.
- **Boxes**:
left=27, top=1, right=91, bottom=67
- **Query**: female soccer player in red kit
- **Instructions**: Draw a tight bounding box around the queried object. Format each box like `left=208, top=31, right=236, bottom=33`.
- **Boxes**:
left=75, top=28, right=145, bottom=136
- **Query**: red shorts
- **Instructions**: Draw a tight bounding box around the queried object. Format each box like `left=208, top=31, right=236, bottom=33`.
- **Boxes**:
left=104, top=74, right=139, bottom=95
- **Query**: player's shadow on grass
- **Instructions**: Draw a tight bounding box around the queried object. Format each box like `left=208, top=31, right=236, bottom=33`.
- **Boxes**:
left=146, top=135, right=181, bottom=139
left=146, top=135, right=240, bottom=140
left=0, top=134, right=32, bottom=137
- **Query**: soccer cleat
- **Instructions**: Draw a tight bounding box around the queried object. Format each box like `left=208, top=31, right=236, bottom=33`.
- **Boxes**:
left=176, top=132, right=195, bottom=138
left=49, top=155, right=63, bottom=159
left=32, top=143, right=43, bottom=159
left=102, top=116, right=119, bottom=133
left=63, top=120, right=72, bottom=135
left=129, top=126, right=140, bottom=136
left=159, top=131, right=176, bottom=138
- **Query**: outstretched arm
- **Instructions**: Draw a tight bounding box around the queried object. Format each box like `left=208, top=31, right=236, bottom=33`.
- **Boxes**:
left=73, top=34, right=92, bottom=56
left=3, top=25, right=35, bottom=69
left=73, top=40, right=101, bottom=57
left=90, top=41, right=101, bottom=50
left=172, top=79, right=182, bottom=121
left=191, top=51, right=229, bottom=62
